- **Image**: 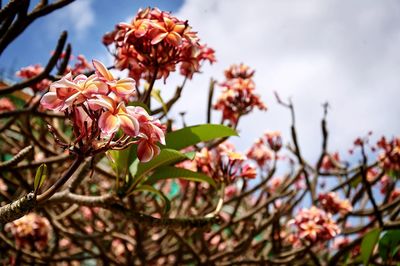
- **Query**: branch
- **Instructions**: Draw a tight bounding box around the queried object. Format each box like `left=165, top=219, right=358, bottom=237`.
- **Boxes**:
left=0, top=144, right=32, bottom=170
left=0, top=192, right=36, bottom=225
left=0, top=0, right=74, bottom=54
left=0, top=30, right=67, bottom=95
left=36, top=155, right=81, bottom=203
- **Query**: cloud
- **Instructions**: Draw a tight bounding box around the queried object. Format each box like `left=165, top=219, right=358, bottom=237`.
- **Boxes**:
left=169, top=0, right=400, bottom=160
left=47, top=0, right=95, bottom=39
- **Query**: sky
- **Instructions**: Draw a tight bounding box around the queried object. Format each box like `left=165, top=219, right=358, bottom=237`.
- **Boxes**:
left=1, top=0, right=400, bottom=163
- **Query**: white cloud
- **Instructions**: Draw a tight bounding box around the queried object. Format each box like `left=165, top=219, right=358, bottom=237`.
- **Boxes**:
left=168, top=0, right=400, bottom=161
left=48, top=0, right=95, bottom=39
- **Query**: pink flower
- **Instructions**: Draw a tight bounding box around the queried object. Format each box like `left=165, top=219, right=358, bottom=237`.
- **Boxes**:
left=214, top=64, right=266, bottom=124
left=128, top=106, right=166, bottom=162
left=247, top=137, right=274, bottom=167
left=264, top=131, right=282, bottom=152
left=0, top=97, right=15, bottom=112
left=320, top=152, right=341, bottom=171
left=5, top=213, right=51, bottom=251
left=92, top=59, right=136, bottom=97
left=40, top=72, right=108, bottom=111
left=149, top=16, right=186, bottom=46
left=299, top=220, right=320, bottom=241
left=268, top=176, right=284, bottom=193
left=40, top=59, right=165, bottom=162
left=318, top=192, right=353, bottom=215
left=89, top=95, right=139, bottom=137
left=290, top=206, right=340, bottom=245
left=16, top=64, right=51, bottom=91
left=224, top=63, right=255, bottom=79
left=104, top=7, right=214, bottom=83
left=377, top=136, right=400, bottom=173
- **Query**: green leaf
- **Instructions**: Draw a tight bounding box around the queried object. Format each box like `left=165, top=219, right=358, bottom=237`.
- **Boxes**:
left=144, top=166, right=217, bottom=188
left=134, top=149, right=193, bottom=180
left=34, top=164, right=47, bottom=192
left=151, top=89, right=168, bottom=113
left=361, top=228, right=381, bottom=265
left=378, top=230, right=400, bottom=260
left=133, top=185, right=171, bottom=214
left=350, top=174, right=362, bottom=188
left=165, top=124, right=238, bottom=150
left=127, top=149, right=193, bottom=191
left=109, top=145, right=137, bottom=180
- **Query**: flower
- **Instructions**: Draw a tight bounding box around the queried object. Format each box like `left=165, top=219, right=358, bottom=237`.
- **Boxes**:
left=247, top=133, right=279, bottom=167
left=92, top=59, right=136, bottom=97
left=104, top=7, right=215, bottom=83
left=318, top=192, right=353, bottom=215
left=88, top=95, right=139, bottom=137
left=214, top=64, right=266, bottom=124
left=40, top=59, right=165, bottom=162
left=16, top=64, right=51, bottom=91
left=128, top=106, right=166, bottom=162
left=0, top=97, right=15, bottom=112
left=264, top=131, right=282, bottom=152
left=5, top=213, right=51, bottom=251
left=40, top=72, right=108, bottom=111
left=224, top=63, right=255, bottom=79
left=288, top=206, right=340, bottom=245
left=377, top=136, right=400, bottom=173
left=320, top=152, right=341, bottom=171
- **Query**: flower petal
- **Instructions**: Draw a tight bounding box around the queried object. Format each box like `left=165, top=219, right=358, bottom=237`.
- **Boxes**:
left=98, top=111, right=120, bottom=135
left=92, top=59, right=114, bottom=81
left=119, top=114, right=139, bottom=137
left=114, top=78, right=135, bottom=95
left=151, top=32, right=168, bottom=45
left=87, top=95, right=115, bottom=111
left=166, top=32, right=182, bottom=46
left=40, top=92, right=64, bottom=111
left=137, top=141, right=154, bottom=163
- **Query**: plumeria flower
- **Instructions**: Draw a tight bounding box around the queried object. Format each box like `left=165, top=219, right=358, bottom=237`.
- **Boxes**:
left=40, top=58, right=165, bottom=162
left=104, top=7, right=214, bottom=83
left=16, top=64, right=51, bottom=91
left=40, top=72, right=108, bottom=111
left=214, top=64, right=266, bottom=124
left=88, top=95, right=139, bottom=137
left=299, top=220, right=320, bottom=241
left=129, top=107, right=166, bottom=162
left=150, top=16, right=186, bottom=46
left=289, top=206, right=340, bottom=246
left=92, top=59, right=136, bottom=97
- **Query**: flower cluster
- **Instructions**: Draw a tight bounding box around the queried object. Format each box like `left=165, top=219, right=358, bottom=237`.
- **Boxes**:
left=180, top=142, right=256, bottom=183
left=214, top=63, right=266, bottom=124
left=246, top=138, right=273, bottom=167
left=5, top=213, right=50, bottom=251
left=65, top=54, right=93, bottom=75
left=16, top=64, right=51, bottom=92
left=318, top=192, right=353, bottom=215
left=246, top=131, right=281, bottom=167
left=40, top=59, right=165, bottom=162
left=103, top=7, right=215, bottom=83
left=389, top=188, right=400, bottom=203
left=16, top=55, right=93, bottom=93
left=267, top=176, right=284, bottom=193
left=377, top=136, right=400, bottom=174
left=0, top=97, right=15, bottom=112
left=288, top=206, right=340, bottom=245
left=320, top=152, right=341, bottom=172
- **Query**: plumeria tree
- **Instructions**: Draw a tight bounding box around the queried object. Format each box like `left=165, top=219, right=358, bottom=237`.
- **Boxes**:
left=0, top=2, right=399, bottom=265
